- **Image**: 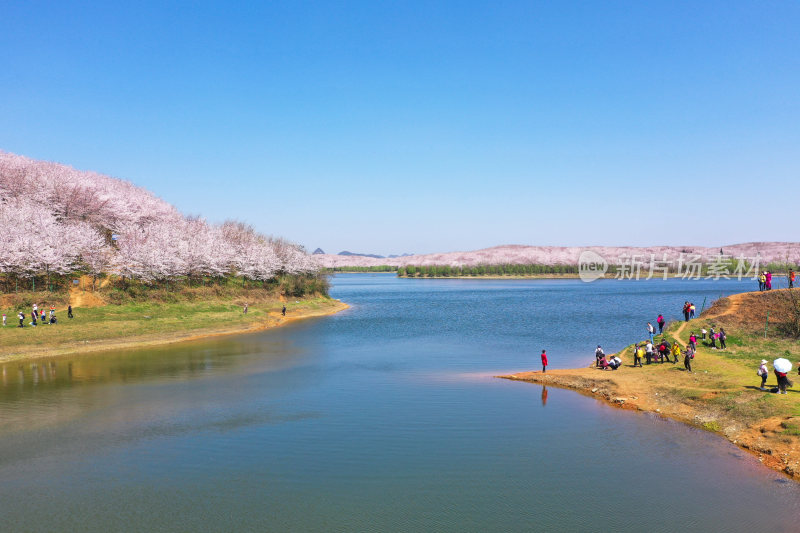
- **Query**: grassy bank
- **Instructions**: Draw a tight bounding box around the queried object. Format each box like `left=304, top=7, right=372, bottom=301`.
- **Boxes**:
left=500, top=289, right=800, bottom=481
left=0, top=296, right=348, bottom=361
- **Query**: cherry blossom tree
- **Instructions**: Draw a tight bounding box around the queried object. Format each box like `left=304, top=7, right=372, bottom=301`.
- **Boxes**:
left=0, top=150, right=320, bottom=288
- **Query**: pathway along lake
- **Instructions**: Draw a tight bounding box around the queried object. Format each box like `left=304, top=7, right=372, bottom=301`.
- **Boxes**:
left=1, top=274, right=799, bottom=531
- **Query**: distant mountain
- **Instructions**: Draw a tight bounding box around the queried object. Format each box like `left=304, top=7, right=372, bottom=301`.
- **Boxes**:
left=338, top=251, right=385, bottom=259
left=388, top=253, right=414, bottom=258
left=312, top=248, right=325, bottom=255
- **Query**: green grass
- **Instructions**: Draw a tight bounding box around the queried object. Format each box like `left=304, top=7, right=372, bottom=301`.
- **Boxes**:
left=781, top=421, right=800, bottom=436
left=0, top=297, right=337, bottom=358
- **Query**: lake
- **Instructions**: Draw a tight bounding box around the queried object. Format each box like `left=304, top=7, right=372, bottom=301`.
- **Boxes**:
left=0, top=274, right=798, bottom=531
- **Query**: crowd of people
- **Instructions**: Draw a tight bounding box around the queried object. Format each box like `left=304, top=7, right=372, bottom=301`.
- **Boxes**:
left=586, top=301, right=797, bottom=395
left=3, top=303, right=73, bottom=328
left=596, top=304, right=708, bottom=373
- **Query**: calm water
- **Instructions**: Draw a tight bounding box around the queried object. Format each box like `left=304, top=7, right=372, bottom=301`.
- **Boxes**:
left=0, top=274, right=798, bottom=531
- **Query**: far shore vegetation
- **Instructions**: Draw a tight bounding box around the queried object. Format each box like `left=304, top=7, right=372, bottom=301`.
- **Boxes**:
left=325, top=259, right=796, bottom=279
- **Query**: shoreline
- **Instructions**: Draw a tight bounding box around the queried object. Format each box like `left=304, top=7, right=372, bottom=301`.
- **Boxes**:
left=498, top=290, right=800, bottom=482
left=497, top=368, right=800, bottom=482
left=0, top=299, right=349, bottom=363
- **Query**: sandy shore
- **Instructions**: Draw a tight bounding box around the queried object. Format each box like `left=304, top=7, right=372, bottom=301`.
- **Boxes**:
left=0, top=299, right=349, bottom=362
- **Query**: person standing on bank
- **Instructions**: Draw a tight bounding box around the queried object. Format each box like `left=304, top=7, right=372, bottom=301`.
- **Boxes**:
left=775, top=367, right=791, bottom=394
left=595, top=345, right=605, bottom=368
left=282, top=305, right=286, bottom=317
left=671, top=342, right=681, bottom=364
left=68, top=305, right=73, bottom=319
left=758, top=360, right=769, bottom=390
left=790, top=270, right=796, bottom=289
left=684, top=346, right=694, bottom=373
left=647, top=322, right=655, bottom=342
left=633, top=343, right=643, bottom=367
left=657, top=314, right=666, bottom=333
left=541, top=350, right=548, bottom=373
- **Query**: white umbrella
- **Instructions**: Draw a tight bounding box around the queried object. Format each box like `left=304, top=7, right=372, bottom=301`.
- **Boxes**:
left=773, top=358, right=792, bottom=373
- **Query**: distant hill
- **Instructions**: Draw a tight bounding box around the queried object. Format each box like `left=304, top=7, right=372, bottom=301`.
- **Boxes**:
left=312, top=248, right=325, bottom=255
left=338, top=251, right=385, bottom=259
left=316, top=243, right=800, bottom=269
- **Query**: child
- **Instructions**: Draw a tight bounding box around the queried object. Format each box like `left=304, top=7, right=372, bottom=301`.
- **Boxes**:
left=671, top=342, right=681, bottom=364
left=701, top=328, right=707, bottom=341
left=2, top=313, right=5, bottom=326
left=758, top=360, right=768, bottom=390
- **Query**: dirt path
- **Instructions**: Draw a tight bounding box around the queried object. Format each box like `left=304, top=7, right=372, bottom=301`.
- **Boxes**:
left=672, top=321, right=688, bottom=346
left=68, top=276, right=106, bottom=308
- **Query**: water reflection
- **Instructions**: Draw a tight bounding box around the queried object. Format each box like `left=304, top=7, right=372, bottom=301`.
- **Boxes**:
left=541, top=385, right=548, bottom=406
left=0, top=333, right=307, bottom=398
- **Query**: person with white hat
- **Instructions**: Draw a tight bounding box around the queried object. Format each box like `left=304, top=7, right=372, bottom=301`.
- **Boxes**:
left=757, top=360, right=769, bottom=390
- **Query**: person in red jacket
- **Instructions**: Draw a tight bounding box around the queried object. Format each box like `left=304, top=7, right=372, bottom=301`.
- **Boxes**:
left=541, top=349, right=548, bottom=373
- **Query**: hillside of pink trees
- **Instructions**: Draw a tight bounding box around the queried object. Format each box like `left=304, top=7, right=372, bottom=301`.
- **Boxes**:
left=317, top=243, right=800, bottom=269
left=0, top=151, right=318, bottom=286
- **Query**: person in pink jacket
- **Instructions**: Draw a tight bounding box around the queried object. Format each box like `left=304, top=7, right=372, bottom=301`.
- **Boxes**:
left=541, top=350, right=548, bottom=373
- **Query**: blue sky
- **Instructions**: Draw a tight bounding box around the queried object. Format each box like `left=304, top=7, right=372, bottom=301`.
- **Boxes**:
left=2, top=1, right=798, bottom=255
